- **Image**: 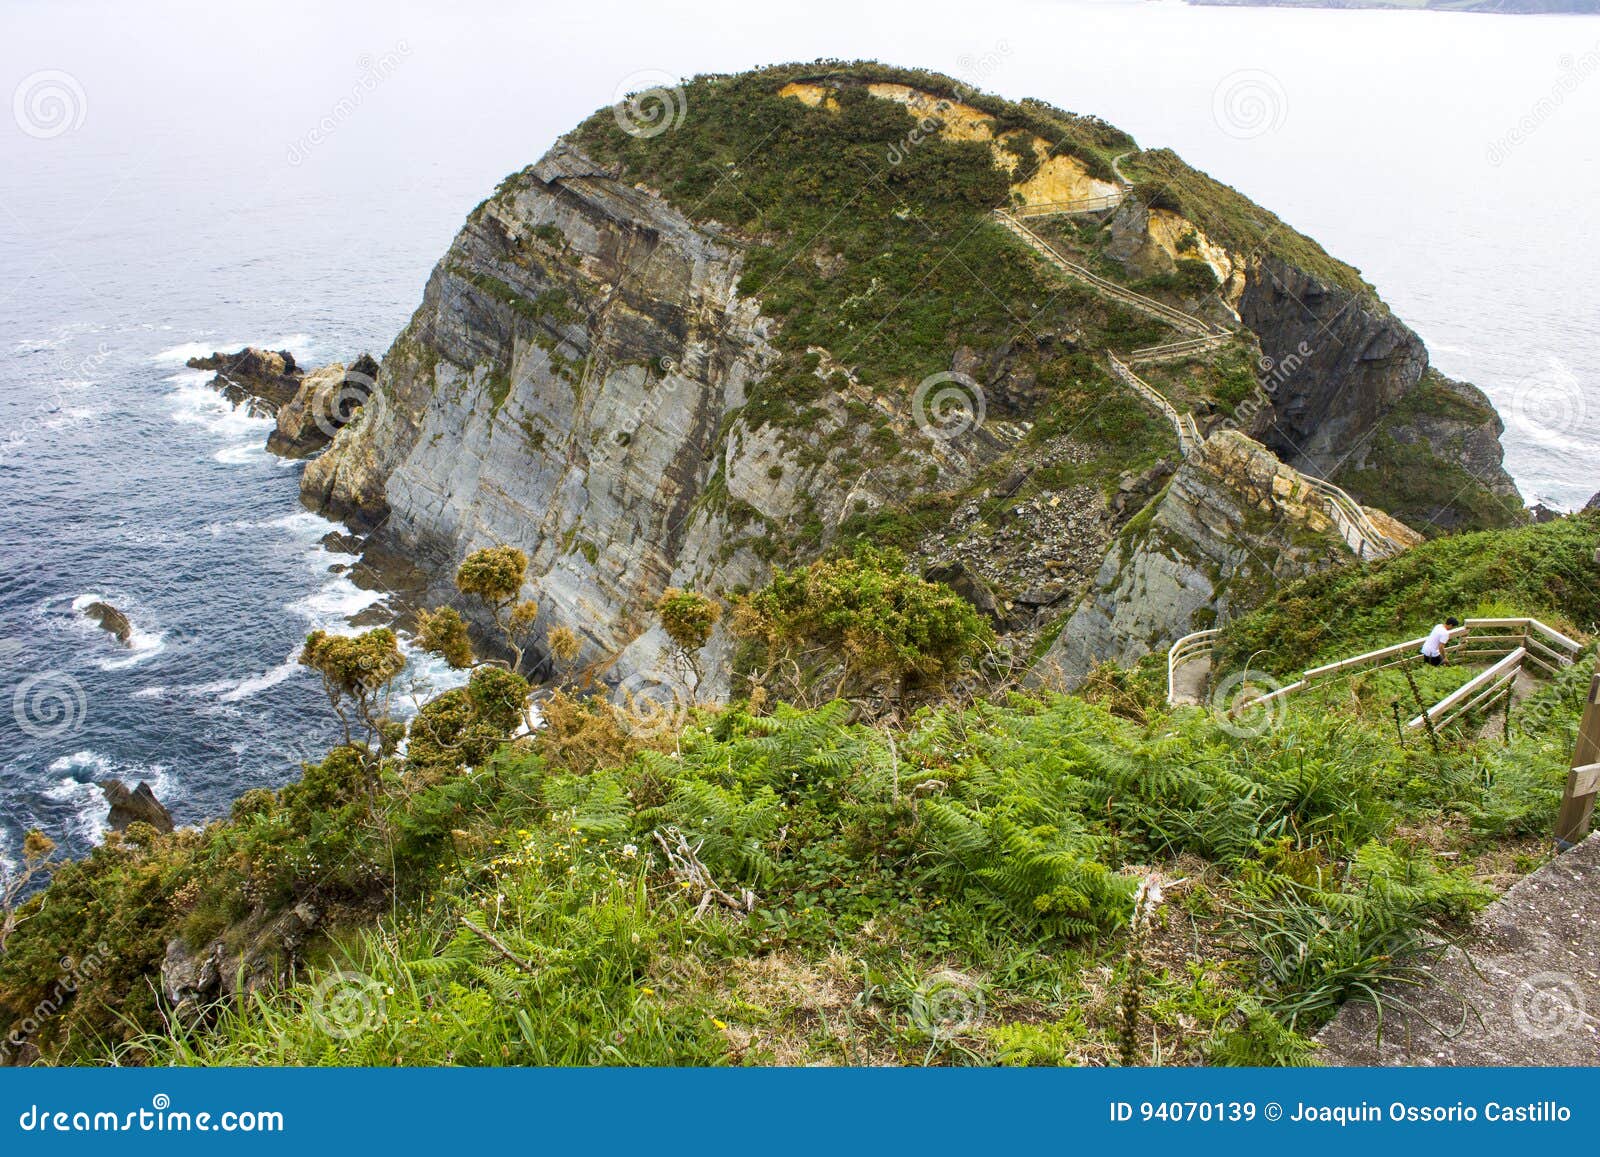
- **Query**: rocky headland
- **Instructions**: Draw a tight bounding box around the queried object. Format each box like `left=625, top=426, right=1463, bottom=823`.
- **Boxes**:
left=291, top=63, right=1520, bottom=696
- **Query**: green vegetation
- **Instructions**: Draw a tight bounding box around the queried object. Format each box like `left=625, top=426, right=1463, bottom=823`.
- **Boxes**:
left=1123, top=149, right=1373, bottom=299
left=9, top=528, right=1586, bottom=1068
left=1213, top=511, right=1600, bottom=676
left=732, top=546, right=994, bottom=707
left=564, top=63, right=1172, bottom=507
left=1332, top=372, right=1521, bottom=533
left=656, top=587, right=723, bottom=700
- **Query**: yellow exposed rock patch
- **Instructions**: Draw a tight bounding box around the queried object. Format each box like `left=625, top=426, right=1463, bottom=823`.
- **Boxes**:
left=1364, top=507, right=1424, bottom=549
left=1010, top=152, right=1121, bottom=208
left=779, top=80, right=1120, bottom=211
left=1147, top=208, right=1245, bottom=308
left=777, top=81, right=838, bottom=110
left=863, top=83, right=999, bottom=144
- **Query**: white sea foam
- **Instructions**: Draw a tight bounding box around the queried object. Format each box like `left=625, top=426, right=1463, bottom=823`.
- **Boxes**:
left=214, top=441, right=267, bottom=465
left=287, top=573, right=386, bottom=629
left=217, top=654, right=301, bottom=703
left=166, top=373, right=273, bottom=440
left=152, top=333, right=316, bottom=368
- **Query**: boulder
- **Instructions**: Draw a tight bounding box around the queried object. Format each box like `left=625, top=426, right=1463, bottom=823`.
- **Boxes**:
left=925, top=560, right=1003, bottom=626
left=160, top=902, right=321, bottom=1026
left=82, top=600, right=131, bottom=645
left=320, top=530, right=365, bottom=555
left=99, top=779, right=174, bottom=834
left=1584, top=491, right=1599, bottom=512
left=267, top=354, right=378, bottom=458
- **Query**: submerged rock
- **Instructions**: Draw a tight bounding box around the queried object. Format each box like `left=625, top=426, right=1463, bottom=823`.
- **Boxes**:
left=99, top=778, right=174, bottom=833
left=82, top=600, right=131, bottom=645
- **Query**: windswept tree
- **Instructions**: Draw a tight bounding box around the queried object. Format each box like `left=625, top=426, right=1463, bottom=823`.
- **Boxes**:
left=655, top=587, right=722, bottom=701
left=454, top=545, right=540, bottom=672
left=1, top=831, right=59, bottom=953
left=299, top=627, right=406, bottom=766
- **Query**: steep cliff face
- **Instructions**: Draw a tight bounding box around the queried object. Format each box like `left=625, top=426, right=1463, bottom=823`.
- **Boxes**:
left=1033, top=430, right=1359, bottom=686
left=303, top=143, right=781, bottom=688
left=1237, top=256, right=1520, bottom=530
left=302, top=63, right=1523, bottom=693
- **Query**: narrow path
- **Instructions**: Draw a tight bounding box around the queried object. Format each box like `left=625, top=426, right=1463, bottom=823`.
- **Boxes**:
left=1111, top=150, right=1136, bottom=189
left=993, top=193, right=1412, bottom=561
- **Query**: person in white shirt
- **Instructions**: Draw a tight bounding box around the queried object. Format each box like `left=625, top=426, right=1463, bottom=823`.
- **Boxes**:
left=1419, top=617, right=1459, bottom=667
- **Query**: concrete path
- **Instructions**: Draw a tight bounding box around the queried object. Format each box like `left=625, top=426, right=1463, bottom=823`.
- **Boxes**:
left=1316, top=832, right=1600, bottom=1065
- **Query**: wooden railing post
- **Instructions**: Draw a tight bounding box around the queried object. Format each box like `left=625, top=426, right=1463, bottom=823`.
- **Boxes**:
left=1555, top=659, right=1600, bottom=848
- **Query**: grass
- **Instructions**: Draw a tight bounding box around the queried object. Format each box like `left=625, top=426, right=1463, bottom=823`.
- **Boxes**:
left=1212, top=510, right=1600, bottom=676
left=7, top=641, right=1581, bottom=1069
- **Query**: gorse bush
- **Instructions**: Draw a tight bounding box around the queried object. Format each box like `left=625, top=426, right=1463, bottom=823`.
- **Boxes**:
left=734, top=545, right=993, bottom=707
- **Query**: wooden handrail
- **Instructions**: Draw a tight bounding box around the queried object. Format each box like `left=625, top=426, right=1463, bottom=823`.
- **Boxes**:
left=1226, top=617, right=1579, bottom=716
left=1166, top=627, right=1219, bottom=704
left=1407, top=648, right=1526, bottom=730
left=993, top=211, right=1213, bottom=336
left=1010, top=194, right=1124, bottom=218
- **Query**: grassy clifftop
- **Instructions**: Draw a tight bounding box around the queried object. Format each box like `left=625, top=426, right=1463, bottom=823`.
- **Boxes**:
left=3, top=517, right=1593, bottom=1068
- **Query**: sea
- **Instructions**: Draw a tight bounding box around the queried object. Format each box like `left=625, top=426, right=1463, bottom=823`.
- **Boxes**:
left=2, top=0, right=1596, bottom=869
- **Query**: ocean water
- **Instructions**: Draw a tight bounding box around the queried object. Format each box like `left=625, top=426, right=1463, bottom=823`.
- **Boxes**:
left=2, top=0, right=1596, bottom=868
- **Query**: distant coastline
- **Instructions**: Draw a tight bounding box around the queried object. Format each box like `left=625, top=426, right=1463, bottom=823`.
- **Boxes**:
left=1186, top=0, right=1598, bottom=12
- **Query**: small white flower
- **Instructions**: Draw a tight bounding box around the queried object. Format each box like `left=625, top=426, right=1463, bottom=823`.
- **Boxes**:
left=622, top=844, right=638, bottom=858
